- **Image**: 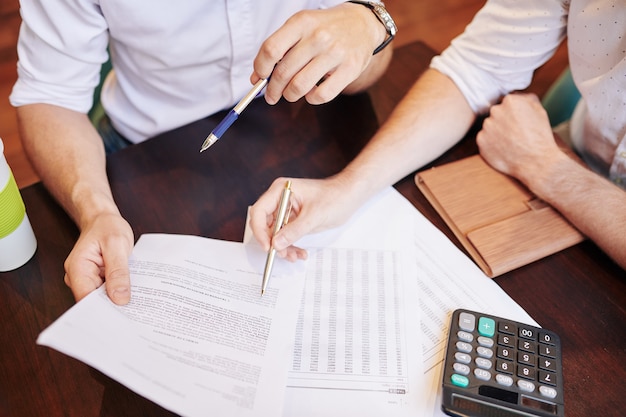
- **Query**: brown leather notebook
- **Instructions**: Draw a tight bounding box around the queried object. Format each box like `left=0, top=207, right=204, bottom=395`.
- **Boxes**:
left=415, top=154, right=585, bottom=277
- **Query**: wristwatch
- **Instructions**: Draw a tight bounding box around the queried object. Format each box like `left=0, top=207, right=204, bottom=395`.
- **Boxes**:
left=347, top=1, right=397, bottom=55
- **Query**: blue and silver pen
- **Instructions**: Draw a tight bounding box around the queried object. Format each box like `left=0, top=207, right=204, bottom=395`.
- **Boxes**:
left=200, top=78, right=269, bottom=152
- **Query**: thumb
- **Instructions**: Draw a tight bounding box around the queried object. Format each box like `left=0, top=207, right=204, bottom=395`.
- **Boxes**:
left=102, top=244, right=132, bottom=305
left=271, top=218, right=312, bottom=252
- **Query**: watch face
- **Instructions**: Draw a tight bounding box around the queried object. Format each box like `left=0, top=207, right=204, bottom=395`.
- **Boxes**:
left=372, top=3, right=398, bottom=36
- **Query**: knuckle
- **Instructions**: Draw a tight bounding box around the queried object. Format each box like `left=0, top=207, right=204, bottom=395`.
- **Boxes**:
left=259, top=38, right=281, bottom=62
left=106, top=265, right=128, bottom=279
left=287, top=77, right=309, bottom=100
left=273, top=177, right=288, bottom=187
left=270, top=62, right=290, bottom=83
left=289, top=10, right=316, bottom=28
left=308, top=88, right=334, bottom=105
left=310, top=27, right=334, bottom=48
left=476, top=131, right=485, bottom=145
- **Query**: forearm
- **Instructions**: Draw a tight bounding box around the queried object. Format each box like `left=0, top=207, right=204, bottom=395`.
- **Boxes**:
left=523, top=153, right=626, bottom=270
left=16, top=104, right=119, bottom=229
left=338, top=69, right=476, bottom=203
left=250, top=69, right=475, bottom=255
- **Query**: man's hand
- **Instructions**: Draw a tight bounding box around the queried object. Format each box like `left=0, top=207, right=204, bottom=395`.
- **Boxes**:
left=16, top=104, right=135, bottom=305
left=250, top=176, right=361, bottom=261
left=476, top=93, right=565, bottom=186
left=476, top=93, right=626, bottom=270
left=251, top=2, right=391, bottom=105
left=63, top=212, right=134, bottom=305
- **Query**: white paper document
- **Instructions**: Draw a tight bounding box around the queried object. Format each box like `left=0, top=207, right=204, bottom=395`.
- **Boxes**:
left=244, top=187, right=537, bottom=417
left=406, top=192, right=539, bottom=416
left=37, top=234, right=307, bottom=417
left=285, top=247, right=419, bottom=416
left=37, top=185, right=541, bottom=417
left=411, top=214, right=539, bottom=372
left=245, top=188, right=425, bottom=416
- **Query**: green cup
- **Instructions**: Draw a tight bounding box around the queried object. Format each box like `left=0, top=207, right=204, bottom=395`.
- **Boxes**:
left=0, top=138, right=37, bottom=271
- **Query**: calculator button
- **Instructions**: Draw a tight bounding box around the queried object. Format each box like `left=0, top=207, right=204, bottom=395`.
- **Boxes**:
left=539, top=344, right=557, bottom=359
left=477, top=346, right=493, bottom=359
left=496, top=359, right=513, bottom=374
left=518, top=326, right=535, bottom=340
left=517, top=365, right=536, bottom=380
left=517, top=352, right=535, bottom=366
left=478, top=317, right=496, bottom=337
left=457, top=330, right=473, bottom=343
left=498, top=321, right=516, bottom=335
left=474, top=368, right=491, bottom=381
left=496, top=374, right=514, bottom=387
left=498, top=334, right=515, bottom=348
left=517, top=379, right=536, bottom=393
left=451, top=374, right=469, bottom=388
left=477, top=336, right=494, bottom=348
left=518, top=339, right=536, bottom=353
left=456, top=341, right=473, bottom=353
left=539, top=331, right=556, bottom=345
left=539, top=357, right=557, bottom=372
left=453, top=363, right=470, bottom=376
left=459, top=312, right=475, bottom=332
left=497, top=346, right=513, bottom=360
left=475, top=357, right=492, bottom=370
left=539, top=371, right=557, bottom=386
left=455, top=352, right=471, bottom=364
left=539, top=385, right=558, bottom=399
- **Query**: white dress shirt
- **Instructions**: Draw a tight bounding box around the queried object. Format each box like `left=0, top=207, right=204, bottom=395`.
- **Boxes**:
left=10, top=0, right=344, bottom=142
left=431, top=0, right=626, bottom=187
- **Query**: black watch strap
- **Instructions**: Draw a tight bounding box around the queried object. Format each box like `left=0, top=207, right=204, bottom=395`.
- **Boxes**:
left=347, top=1, right=397, bottom=55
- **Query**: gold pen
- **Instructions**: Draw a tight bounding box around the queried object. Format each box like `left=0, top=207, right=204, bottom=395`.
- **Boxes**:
left=261, top=180, right=292, bottom=295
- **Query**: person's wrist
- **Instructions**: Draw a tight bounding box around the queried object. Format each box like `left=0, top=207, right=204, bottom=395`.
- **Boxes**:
left=345, top=1, right=397, bottom=55
left=333, top=166, right=378, bottom=209
left=71, top=186, right=121, bottom=230
left=520, top=149, right=572, bottom=198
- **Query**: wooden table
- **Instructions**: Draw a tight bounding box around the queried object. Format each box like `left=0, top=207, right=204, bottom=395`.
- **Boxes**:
left=1, top=41, right=624, bottom=417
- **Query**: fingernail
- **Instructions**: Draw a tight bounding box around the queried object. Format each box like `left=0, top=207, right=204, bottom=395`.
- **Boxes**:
left=111, top=288, right=130, bottom=304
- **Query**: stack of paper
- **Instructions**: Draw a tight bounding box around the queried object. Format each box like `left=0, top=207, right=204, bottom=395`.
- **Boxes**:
left=38, top=187, right=538, bottom=417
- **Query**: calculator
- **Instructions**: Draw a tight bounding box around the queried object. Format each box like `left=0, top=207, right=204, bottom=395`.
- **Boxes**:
left=441, top=309, right=564, bottom=417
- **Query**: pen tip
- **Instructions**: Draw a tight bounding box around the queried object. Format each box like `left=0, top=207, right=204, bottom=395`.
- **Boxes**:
left=261, top=289, right=265, bottom=296
left=200, top=133, right=218, bottom=153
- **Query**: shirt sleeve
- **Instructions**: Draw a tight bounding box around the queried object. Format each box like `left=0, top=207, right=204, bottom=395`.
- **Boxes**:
left=430, top=0, right=568, bottom=114
left=9, top=0, right=110, bottom=113
left=318, top=0, right=348, bottom=9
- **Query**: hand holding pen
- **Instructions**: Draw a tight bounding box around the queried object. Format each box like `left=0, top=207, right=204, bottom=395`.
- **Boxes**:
left=261, top=180, right=292, bottom=295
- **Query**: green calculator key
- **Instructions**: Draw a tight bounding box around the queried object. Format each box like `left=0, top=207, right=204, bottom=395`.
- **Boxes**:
left=478, top=316, right=495, bottom=337
left=451, top=374, right=469, bottom=388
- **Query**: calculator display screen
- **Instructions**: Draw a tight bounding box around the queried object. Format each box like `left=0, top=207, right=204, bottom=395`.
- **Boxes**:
left=521, top=395, right=558, bottom=414
left=452, top=394, right=556, bottom=416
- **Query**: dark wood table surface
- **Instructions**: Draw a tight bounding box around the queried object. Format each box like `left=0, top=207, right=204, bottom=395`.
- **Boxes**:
left=1, top=41, right=624, bottom=417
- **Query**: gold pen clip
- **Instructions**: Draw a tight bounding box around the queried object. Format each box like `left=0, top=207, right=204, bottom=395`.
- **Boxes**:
left=283, top=197, right=292, bottom=227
